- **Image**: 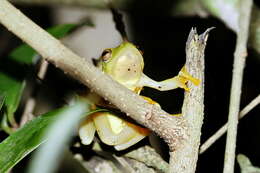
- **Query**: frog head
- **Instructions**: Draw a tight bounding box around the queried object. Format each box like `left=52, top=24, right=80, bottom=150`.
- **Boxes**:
left=100, top=42, right=144, bottom=91
left=99, top=42, right=199, bottom=93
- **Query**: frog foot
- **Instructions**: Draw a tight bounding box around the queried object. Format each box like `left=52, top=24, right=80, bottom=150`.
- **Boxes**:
left=138, top=66, right=200, bottom=92
left=179, top=67, right=200, bottom=86
left=171, top=113, right=182, bottom=117
left=167, top=66, right=200, bottom=91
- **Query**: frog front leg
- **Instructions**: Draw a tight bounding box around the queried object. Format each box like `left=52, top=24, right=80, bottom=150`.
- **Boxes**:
left=138, top=66, right=200, bottom=91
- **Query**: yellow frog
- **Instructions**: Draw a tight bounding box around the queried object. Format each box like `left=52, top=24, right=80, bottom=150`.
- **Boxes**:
left=79, top=41, right=199, bottom=150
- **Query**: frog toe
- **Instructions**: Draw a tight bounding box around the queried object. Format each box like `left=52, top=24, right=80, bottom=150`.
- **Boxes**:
left=179, top=67, right=200, bottom=86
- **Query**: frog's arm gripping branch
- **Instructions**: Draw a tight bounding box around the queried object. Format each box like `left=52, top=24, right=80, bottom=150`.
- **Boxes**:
left=0, top=0, right=187, bottom=150
left=139, top=67, right=200, bottom=91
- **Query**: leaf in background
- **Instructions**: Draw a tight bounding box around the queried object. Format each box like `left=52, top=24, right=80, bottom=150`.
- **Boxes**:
left=0, top=107, right=67, bottom=173
left=0, top=22, right=93, bottom=127
left=237, top=154, right=260, bottom=173
left=201, top=0, right=240, bottom=32
left=0, top=97, right=103, bottom=173
left=28, top=100, right=106, bottom=173
left=9, top=23, right=92, bottom=65
left=0, top=93, right=5, bottom=111
left=0, top=94, right=6, bottom=131
left=0, top=73, right=25, bottom=126
left=1, top=113, right=13, bottom=134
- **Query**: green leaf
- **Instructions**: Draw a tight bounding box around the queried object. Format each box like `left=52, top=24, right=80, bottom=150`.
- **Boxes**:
left=1, top=113, right=13, bottom=134
left=9, top=24, right=86, bottom=65
left=47, top=24, right=83, bottom=39
left=0, top=94, right=6, bottom=131
left=0, top=107, right=65, bottom=173
left=0, top=98, right=102, bottom=173
left=0, top=23, right=92, bottom=126
left=237, top=154, right=260, bottom=173
left=0, top=93, right=5, bottom=111
left=0, top=73, right=25, bottom=126
left=27, top=99, right=105, bottom=173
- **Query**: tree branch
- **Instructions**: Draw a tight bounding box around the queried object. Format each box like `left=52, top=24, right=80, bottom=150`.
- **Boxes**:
left=20, top=59, right=49, bottom=126
left=0, top=0, right=188, bottom=151
left=124, top=146, right=169, bottom=173
left=200, top=94, right=260, bottom=154
left=223, top=0, right=253, bottom=172
left=169, top=28, right=211, bottom=173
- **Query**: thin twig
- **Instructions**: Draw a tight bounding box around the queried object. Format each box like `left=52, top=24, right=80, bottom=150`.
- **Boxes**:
left=19, top=97, right=35, bottom=126
left=124, top=146, right=169, bottom=173
left=169, top=28, right=211, bottom=173
left=0, top=0, right=187, bottom=151
left=37, top=59, right=49, bottom=80
left=113, top=156, right=136, bottom=173
left=19, top=58, right=49, bottom=126
left=200, top=94, right=260, bottom=154
left=223, top=0, right=253, bottom=172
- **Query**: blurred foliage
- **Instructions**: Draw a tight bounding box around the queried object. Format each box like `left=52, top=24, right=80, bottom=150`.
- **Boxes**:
left=10, top=23, right=92, bottom=65
left=0, top=23, right=91, bottom=132
left=0, top=100, right=92, bottom=173
left=0, top=72, right=25, bottom=127
left=28, top=102, right=105, bottom=173
left=0, top=94, right=5, bottom=111
left=0, top=22, right=94, bottom=172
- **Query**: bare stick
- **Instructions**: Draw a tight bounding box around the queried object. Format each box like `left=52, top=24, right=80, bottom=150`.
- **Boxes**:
left=20, top=97, right=35, bottom=126
left=19, top=57, right=49, bottom=127
left=0, top=0, right=187, bottom=151
left=125, top=146, right=169, bottom=173
left=37, top=59, right=49, bottom=80
left=200, top=94, right=260, bottom=154
left=223, top=0, right=253, bottom=172
left=20, top=59, right=49, bottom=125
left=169, top=28, right=211, bottom=173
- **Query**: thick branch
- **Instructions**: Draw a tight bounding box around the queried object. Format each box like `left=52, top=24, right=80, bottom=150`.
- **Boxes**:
left=169, top=28, right=210, bottom=173
left=223, top=0, right=253, bottom=173
left=0, top=0, right=187, bottom=151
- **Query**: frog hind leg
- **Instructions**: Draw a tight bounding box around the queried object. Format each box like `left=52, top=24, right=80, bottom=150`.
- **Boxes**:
left=93, top=112, right=149, bottom=148
left=114, top=122, right=150, bottom=151
left=138, top=66, right=200, bottom=92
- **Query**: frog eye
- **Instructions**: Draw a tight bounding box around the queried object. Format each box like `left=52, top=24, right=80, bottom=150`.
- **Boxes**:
left=101, top=49, right=112, bottom=61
